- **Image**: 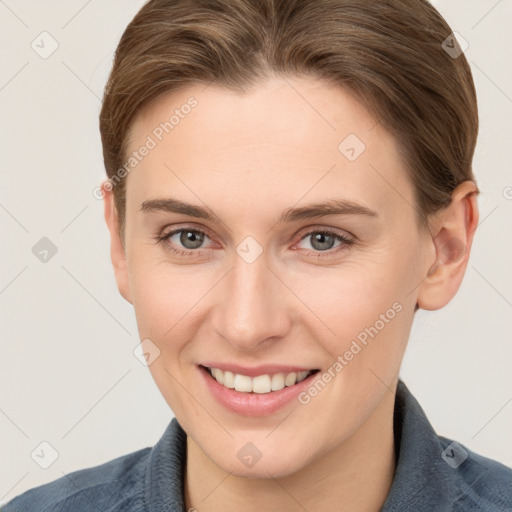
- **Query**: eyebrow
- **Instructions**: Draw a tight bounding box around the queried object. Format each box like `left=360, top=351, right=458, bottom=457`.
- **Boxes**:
left=139, top=197, right=378, bottom=224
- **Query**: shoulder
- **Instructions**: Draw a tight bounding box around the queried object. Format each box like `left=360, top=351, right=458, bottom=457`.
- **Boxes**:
left=438, top=436, right=512, bottom=511
left=1, top=447, right=151, bottom=512
left=385, top=380, right=512, bottom=511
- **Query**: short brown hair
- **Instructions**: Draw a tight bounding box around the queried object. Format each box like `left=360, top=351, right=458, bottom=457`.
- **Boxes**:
left=99, top=0, right=478, bottom=238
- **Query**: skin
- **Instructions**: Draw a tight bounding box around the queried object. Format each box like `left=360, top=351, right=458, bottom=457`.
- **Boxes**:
left=103, top=76, right=478, bottom=511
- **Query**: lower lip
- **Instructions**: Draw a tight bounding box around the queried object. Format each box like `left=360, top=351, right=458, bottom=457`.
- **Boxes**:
left=198, top=365, right=319, bottom=416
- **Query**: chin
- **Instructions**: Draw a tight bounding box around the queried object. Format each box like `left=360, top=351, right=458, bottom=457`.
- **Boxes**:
left=216, top=454, right=308, bottom=479
left=201, top=435, right=315, bottom=480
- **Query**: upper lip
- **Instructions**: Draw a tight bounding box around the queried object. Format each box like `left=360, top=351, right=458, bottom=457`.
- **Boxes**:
left=200, top=362, right=319, bottom=377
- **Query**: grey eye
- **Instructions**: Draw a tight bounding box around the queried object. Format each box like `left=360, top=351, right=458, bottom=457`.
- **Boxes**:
left=310, top=232, right=336, bottom=251
left=175, top=230, right=206, bottom=249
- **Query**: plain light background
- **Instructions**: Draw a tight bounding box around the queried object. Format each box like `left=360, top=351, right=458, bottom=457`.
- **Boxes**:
left=1, top=0, right=511, bottom=504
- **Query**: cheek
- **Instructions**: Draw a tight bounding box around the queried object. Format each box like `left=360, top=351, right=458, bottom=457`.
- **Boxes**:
left=128, top=254, right=221, bottom=360
left=127, top=254, right=188, bottom=341
left=287, top=249, right=415, bottom=366
left=127, top=260, right=205, bottom=414
left=314, top=287, right=406, bottom=369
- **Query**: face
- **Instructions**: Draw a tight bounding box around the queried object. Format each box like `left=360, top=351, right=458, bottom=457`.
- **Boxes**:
left=110, top=76, right=434, bottom=478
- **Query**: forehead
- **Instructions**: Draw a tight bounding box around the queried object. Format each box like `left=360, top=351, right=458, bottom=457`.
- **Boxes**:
left=124, top=76, right=414, bottom=224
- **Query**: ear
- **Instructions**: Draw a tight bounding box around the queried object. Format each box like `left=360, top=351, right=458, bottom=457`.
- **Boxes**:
left=102, top=181, right=132, bottom=304
left=417, top=181, right=479, bottom=311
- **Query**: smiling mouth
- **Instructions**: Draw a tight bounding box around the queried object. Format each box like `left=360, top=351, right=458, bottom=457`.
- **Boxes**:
left=200, top=365, right=320, bottom=394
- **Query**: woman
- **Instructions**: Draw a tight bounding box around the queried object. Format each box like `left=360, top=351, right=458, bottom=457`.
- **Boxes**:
left=4, top=0, right=511, bottom=510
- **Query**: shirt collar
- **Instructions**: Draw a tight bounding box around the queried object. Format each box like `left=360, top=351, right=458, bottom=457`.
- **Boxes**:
left=145, top=379, right=458, bottom=511
left=381, top=379, right=458, bottom=511
left=145, top=414, right=187, bottom=511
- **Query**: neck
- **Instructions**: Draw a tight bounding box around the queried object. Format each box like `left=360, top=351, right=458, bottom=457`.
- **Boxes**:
left=185, top=389, right=397, bottom=512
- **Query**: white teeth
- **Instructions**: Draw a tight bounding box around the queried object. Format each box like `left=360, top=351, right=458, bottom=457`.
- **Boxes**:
left=233, top=374, right=252, bottom=392
left=271, top=373, right=285, bottom=391
left=284, top=372, right=297, bottom=386
left=223, top=370, right=235, bottom=388
left=297, top=371, right=309, bottom=382
left=208, top=367, right=313, bottom=394
left=252, top=375, right=272, bottom=393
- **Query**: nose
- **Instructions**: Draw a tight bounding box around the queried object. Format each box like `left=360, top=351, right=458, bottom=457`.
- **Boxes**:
left=211, top=253, right=292, bottom=352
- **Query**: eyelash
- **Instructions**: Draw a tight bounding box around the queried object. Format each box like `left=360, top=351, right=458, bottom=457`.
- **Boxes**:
left=154, top=224, right=355, bottom=259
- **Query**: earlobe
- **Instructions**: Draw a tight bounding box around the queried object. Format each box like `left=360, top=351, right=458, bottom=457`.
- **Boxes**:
left=102, top=181, right=133, bottom=304
left=417, top=181, right=479, bottom=311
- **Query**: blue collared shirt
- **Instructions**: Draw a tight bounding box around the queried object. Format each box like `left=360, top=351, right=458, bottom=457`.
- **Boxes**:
left=3, top=380, right=511, bottom=511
